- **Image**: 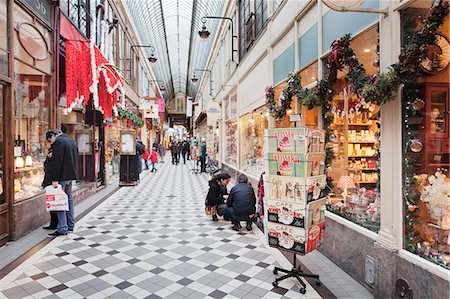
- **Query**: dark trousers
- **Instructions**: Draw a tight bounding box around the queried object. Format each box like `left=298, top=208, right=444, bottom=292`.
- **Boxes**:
left=175, top=152, right=180, bottom=164
left=225, top=207, right=252, bottom=226
left=49, top=211, right=58, bottom=227
left=200, top=156, right=206, bottom=172
left=182, top=152, right=186, bottom=164
left=186, top=151, right=190, bottom=160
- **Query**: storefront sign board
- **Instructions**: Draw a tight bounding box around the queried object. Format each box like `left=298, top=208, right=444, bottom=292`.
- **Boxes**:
left=267, top=128, right=325, bottom=153
left=206, top=100, right=221, bottom=126
left=144, top=104, right=159, bottom=119
left=267, top=175, right=327, bottom=204
left=76, top=130, right=92, bottom=155
left=120, top=130, right=136, bottom=155
left=20, top=0, right=51, bottom=25
left=267, top=152, right=325, bottom=178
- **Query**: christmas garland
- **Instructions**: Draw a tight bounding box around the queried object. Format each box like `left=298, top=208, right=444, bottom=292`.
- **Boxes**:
left=117, top=107, right=144, bottom=127
left=266, top=0, right=449, bottom=118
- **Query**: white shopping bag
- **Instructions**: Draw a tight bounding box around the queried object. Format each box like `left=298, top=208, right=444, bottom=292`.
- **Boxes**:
left=45, top=185, right=69, bottom=212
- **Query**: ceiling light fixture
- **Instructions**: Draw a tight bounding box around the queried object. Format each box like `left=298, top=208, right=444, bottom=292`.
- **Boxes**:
left=191, top=73, right=198, bottom=83
left=198, top=19, right=210, bottom=39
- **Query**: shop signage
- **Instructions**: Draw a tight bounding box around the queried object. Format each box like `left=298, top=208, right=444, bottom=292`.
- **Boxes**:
left=331, top=86, right=371, bottom=120
left=143, top=103, right=159, bottom=119
left=289, top=114, right=302, bottom=122
left=157, top=98, right=165, bottom=112
left=186, top=97, right=193, bottom=117
left=206, top=100, right=220, bottom=126
left=20, top=0, right=52, bottom=25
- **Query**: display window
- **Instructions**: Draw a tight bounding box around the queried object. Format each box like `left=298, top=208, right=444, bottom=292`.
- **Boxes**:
left=401, top=6, right=450, bottom=269
left=300, top=60, right=318, bottom=87
left=239, top=107, right=268, bottom=177
left=13, top=61, right=49, bottom=201
left=224, top=119, right=238, bottom=166
left=325, top=25, right=381, bottom=232
left=105, top=123, right=121, bottom=182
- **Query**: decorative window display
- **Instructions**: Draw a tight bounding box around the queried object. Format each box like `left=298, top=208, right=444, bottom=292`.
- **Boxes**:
left=401, top=7, right=450, bottom=270
left=224, top=120, right=238, bottom=166
left=105, top=124, right=121, bottom=182
left=326, top=83, right=381, bottom=232
left=13, top=61, right=50, bottom=201
left=239, top=107, right=268, bottom=177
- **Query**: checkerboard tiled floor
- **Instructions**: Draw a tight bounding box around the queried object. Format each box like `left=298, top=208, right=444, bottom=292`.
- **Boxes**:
left=0, top=158, right=323, bottom=299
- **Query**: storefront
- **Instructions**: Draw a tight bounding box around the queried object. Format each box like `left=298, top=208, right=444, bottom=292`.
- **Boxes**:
left=0, top=0, right=55, bottom=242
left=223, top=95, right=238, bottom=169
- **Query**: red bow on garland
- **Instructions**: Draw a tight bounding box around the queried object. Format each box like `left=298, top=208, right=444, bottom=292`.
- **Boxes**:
left=329, top=38, right=345, bottom=70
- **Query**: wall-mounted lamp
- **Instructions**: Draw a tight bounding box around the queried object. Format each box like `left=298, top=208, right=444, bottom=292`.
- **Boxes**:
left=191, top=69, right=213, bottom=96
left=131, top=45, right=158, bottom=63
left=199, top=16, right=238, bottom=64
left=149, top=79, right=166, bottom=92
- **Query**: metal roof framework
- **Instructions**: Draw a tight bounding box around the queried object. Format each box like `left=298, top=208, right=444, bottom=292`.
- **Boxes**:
left=125, top=0, right=226, bottom=101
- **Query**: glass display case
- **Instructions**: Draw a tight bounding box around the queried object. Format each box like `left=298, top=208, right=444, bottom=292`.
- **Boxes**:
left=240, top=107, right=268, bottom=177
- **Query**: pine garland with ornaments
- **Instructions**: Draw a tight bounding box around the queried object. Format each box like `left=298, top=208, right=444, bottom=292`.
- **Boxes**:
left=117, top=107, right=144, bottom=127
left=265, top=0, right=449, bottom=262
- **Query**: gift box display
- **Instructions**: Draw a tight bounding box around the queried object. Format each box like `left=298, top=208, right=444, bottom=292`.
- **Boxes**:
left=267, top=175, right=327, bottom=204
left=267, top=152, right=325, bottom=178
left=306, top=221, right=326, bottom=253
left=267, top=222, right=306, bottom=254
left=306, top=199, right=327, bottom=228
left=267, top=128, right=325, bottom=153
left=268, top=199, right=306, bottom=227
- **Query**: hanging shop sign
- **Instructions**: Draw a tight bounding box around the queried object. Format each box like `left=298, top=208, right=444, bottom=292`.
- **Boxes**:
left=206, top=100, right=221, bottom=126
left=157, top=98, right=165, bottom=112
left=20, top=0, right=52, bottom=25
left=186, top=97, right=193, bottom=118
left=143, top=103, right=159, bottom=119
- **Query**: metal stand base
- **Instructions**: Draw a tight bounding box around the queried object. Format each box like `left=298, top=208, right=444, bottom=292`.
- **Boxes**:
left=272, top=254, right=320, bottom=294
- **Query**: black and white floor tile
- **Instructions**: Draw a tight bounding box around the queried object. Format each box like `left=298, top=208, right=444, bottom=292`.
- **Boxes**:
left=0, top=158, right=322, bottom=299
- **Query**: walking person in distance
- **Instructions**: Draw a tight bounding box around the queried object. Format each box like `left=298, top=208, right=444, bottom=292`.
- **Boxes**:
left=46, top=129, right=79, bottom=237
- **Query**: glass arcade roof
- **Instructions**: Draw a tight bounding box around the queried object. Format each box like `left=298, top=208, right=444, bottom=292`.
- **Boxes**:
left=125, top=0, right=226, bottom=100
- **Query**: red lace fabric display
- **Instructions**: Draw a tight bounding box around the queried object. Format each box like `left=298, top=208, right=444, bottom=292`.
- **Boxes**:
left=65, top=41, right=91, bottom=109
left=66, top=40, right=123, bottom=117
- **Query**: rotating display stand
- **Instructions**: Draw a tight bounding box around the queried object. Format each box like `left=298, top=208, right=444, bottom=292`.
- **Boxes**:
left=265, top=128, right=326, bottom=294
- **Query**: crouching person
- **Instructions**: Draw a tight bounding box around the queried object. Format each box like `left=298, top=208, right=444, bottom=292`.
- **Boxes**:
left=226, top=174, right=256, bottom=231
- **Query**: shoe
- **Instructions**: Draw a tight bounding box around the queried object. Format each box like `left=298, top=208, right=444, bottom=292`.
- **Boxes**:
left=43, top=226, right=57, bottom=230
left=212, top=215, right=218, bottom=222
left=246, top=223, right=252, bottom=231
left=232, top=224, right=241, bottom=231
left=68, top=228, right=74, bottom=233
left=47, top=231, right=67, bottom=237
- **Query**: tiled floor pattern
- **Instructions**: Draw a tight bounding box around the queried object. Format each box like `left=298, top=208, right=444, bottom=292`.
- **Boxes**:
left=0, top=159, right=322, bottom=299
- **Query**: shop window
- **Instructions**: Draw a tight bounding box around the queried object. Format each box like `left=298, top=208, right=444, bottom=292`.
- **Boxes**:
left=224, top=119, right=238, bottom=167
left=401, top=6, right=450, bottom=269
left=13, top=61, right=49, bottom=201
left=299, top=60, right=318, bottom=87
left=273, top=43, right=295, bottom=85
left=299, top=24, right=318, bottom=69
left=240, top=107, right=268, bottom=178
left=238, top=0, right=268, bottom=60
left=322, top=0, right=379, bottom=53
left=0, top=0, right=8, bottom=76
left=66, top=0, right=91, bottom=38
left=325, top=26, right=381, bottom=232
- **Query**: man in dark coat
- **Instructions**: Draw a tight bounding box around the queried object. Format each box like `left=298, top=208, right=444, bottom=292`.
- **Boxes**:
left=46, top=129, right=79, bottom=237
left=181, top=140, right=189, bottom=164
left=172, top=140, right=181, bottom=165
left=226, top=174, right=256, bottom=231
left=200, top=139, right=207, bottom=172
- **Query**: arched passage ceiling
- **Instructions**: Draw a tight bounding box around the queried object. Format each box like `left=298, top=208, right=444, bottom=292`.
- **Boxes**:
left=125, top=0, right=226, bottom=101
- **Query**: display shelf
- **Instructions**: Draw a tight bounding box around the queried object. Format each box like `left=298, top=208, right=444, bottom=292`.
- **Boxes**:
left=349, top=168, right=377, bottom=171
left=334, top=123, right=374, bottom=126
left=348, top=155, right=377, bottom=158
left=14, top=166, right=43, bottom=173
left=355, top=181, right=378, bottom=184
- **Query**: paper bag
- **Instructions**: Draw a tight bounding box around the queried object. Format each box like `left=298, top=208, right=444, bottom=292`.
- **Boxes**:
left=45, top=185, right=69, bottom=212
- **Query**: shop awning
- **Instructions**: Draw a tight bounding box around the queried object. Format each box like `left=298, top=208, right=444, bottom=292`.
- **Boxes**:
left=194, top=111, right=207, bottom=126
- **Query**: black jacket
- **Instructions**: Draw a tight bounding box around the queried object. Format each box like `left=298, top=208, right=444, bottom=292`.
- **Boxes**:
left=227, top=183, right=256, bottom=219
left=136, top=140, right=145, bottom=155
left=206, top=181, right=228, bottom=206
left=181, top=141, right=188, bottom=153
left=47, top=133, right=79, bottom=182
left=41, top=149, right=53, bottom=187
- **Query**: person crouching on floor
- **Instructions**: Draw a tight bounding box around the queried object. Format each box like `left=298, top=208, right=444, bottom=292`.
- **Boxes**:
left=205, top=172, right=231, bottom=221
left=150, top=147, right=158, bottom=172
left=225, top=174, right=256, bottom=231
